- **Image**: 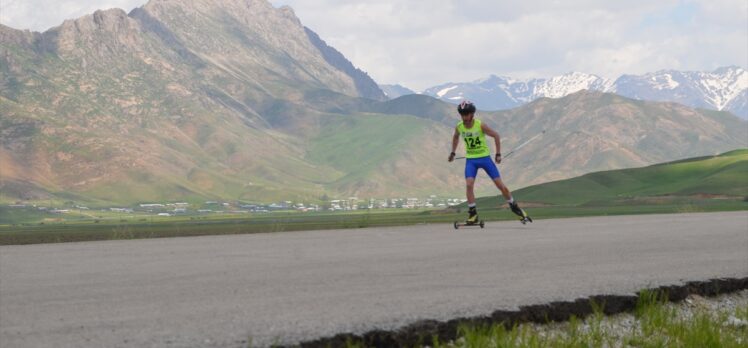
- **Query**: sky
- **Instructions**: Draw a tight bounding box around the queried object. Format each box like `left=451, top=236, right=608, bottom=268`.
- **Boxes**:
left=1, top=0, right=746, bottom=91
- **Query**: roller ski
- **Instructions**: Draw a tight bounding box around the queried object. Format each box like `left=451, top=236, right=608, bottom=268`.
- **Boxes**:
left=509, top=201, right=532, bottom=224
left=454, top=206, right=485, bottom=229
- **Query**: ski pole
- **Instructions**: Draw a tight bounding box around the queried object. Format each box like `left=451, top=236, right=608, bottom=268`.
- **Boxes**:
left=502, top=130, right=545, bottom=159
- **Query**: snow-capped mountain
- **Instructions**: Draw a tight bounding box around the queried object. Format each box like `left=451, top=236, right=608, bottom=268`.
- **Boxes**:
left=422, top=72, right=613, bottom=111
left=610, top=66, right=747, bottom=117
left=419, top=66, right=748, bottom=119
left=725, top=89, right=748, bottom=118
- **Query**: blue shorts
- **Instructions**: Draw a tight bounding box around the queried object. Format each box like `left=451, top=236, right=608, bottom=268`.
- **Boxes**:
left=465, top=156, right=501, bottom=179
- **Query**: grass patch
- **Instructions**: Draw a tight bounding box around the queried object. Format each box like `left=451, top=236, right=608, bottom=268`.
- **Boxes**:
left=424, top=291, right=748, bottom=348
left=0, top=209, right=453, bottom=245
left=1, top=198, right=746, bottom=245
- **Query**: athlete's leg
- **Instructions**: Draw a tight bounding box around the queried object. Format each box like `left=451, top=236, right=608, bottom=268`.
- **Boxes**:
left=485, top=161, right=528, bottom=220
left=466, top=177, right=476, bottom=204
left=464, top=159, right=481, bottom=223
left=465, top=177, right=479, bottom=222
left=492, top=177, right=512, bottom=201
left=481, top=158, right=512, bottom=201
left=464, top=159, right=479, bottom=205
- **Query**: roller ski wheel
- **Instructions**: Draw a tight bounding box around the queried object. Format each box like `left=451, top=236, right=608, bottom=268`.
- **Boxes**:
left=519, top=216, right=533, bottom=225
left=454, top=220, right=485, bottom=229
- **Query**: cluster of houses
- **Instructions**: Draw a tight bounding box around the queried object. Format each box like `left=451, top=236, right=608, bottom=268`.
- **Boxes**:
left=330, top=197, right=467, bottom=210
left=133, top=197, right=468, bottom=215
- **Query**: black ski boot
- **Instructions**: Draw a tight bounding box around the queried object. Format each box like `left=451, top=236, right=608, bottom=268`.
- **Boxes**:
left=466, top=206, right=479, bottom=225
left=509, top=201, right=532, bottom=224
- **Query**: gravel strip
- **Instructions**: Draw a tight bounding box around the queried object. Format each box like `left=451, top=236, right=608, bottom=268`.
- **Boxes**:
left=520, top=289, right=748, bottom=344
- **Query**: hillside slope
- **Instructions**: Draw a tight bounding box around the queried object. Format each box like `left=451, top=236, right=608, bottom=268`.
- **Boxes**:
left=475, top=149, right=748, bottom=207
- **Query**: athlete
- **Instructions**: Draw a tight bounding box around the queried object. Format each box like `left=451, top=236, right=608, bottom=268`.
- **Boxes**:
left=448, top=100, right=530, bottom=224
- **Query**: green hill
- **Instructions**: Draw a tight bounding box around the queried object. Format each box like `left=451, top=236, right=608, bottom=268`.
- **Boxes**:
left=476, top=149, right=748, bottom=207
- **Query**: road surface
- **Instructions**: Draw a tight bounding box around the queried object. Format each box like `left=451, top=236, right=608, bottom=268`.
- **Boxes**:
left=1, top=212, right=746, bottom=347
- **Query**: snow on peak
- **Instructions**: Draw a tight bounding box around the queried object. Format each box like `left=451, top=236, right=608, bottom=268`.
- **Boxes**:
left=436, top=85, right=459, bottom=98
left=533, top=72, right=609, bottom=98
left=649, top=73, right=680, bottom=90
left=696, top=67, right=747, bottom=110
left=421, top=66, right=746, bottom=117
left=633, top=67, right=747, bottom=109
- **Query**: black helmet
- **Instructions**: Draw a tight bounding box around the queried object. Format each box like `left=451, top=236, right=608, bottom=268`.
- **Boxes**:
left=457, top=100, right=476, bottom=115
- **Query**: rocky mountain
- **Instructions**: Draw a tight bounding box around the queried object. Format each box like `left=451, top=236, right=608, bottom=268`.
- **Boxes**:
left=1, top=1, right=746, bottom=205
left=380, top=84, right=416, bottom=99
left=304, top=28, right=386, bottom=101
left=0, top=0, right=388, bottom=204
left=356, top=91, right=747, bottom=190
left=421, top=67, right=748, bottom=119
left=279, top=90, right=747, bottom=192
left=469, top=91, right=747, bottom=187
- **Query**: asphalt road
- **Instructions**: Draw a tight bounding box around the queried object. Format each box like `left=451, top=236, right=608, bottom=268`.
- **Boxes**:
left=1, top=212, right=747, bottom=347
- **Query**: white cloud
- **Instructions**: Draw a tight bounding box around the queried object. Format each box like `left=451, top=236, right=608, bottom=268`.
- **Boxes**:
left=1, top=0, right=745, bottom=91
left=274, top=0, right=747, bottom=90
left=0, top=0, right=145, bottom=31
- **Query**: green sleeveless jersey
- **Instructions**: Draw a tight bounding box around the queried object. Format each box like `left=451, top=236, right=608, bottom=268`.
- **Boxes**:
left=457, top=119, right=490, bottom=158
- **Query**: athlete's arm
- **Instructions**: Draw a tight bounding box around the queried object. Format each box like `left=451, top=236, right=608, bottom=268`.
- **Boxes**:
left=449, top=128, right=460, bottom=162
left=481, top=123, right=502, bottom=163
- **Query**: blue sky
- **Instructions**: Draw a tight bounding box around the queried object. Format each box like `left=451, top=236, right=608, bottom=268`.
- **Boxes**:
left=641, top=1, right=699, bottom=27
left=1, top=0, right=745, bottom=90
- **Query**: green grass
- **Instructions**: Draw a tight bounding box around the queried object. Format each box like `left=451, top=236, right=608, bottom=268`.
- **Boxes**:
left=2, top=197, right=746, bottom=245
left=0, top=206, right=62, bottom=225
left=477, top=149, right=748, bottom=207
left=0, top=209, right=455, bottom=245
left=422, top=290, right=748, bottom=348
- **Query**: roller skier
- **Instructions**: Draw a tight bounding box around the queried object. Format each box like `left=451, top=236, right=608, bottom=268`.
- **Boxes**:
left=448, top=101, right=531, bottom=226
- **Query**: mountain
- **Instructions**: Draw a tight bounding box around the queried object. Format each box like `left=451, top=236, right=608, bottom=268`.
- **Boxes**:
left=304, top=28, right=386, bottom=101
left=610, top=67, right=748, bottom=118
left=278, top=90, right=747, bottom=194
left=422, top=72, right=612, bottom=111
left=422, top=75, right=509, bottom=107
left=726, top=89, right=748, bottom=118
left=0, top=0, right=390, bottom=204
left=380, top=84, right=416, bottom=99
left=422, top=67, right=748, bottom=119
left=449, top=91, right=747, bottom=188
left=1, top=1, right=746, bottom=206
